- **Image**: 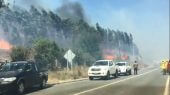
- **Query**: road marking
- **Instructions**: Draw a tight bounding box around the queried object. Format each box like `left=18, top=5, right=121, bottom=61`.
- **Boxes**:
left=163, top=76, right=169, bottom=95
left=74, top=69, right=158, bottom=95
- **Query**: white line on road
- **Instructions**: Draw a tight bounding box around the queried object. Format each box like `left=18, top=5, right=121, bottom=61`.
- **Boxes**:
left=163, top=76, right=169, bottom=95
left=74, top=69, right=158, bottom=95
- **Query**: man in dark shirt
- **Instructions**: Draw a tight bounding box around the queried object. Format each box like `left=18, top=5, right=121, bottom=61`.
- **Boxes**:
left=133, top=61, right=138, bottom=75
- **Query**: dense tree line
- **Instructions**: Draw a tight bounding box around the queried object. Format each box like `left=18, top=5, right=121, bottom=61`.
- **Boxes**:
left=0, top=0, right=4, bottom=8
left=0, top=6, right=139, bottom=66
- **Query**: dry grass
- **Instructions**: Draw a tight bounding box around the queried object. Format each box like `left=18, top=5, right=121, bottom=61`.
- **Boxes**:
left=48, top=66, right=88, bottom=84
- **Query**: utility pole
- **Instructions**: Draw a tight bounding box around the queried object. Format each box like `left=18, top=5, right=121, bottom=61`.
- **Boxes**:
left=13, top=0, right=15, bottom=7
left=132, top=43, right=134, bottom=57
left=67, top=52, right=69, bottom=71
left=132, top=42, right=135, bottom=62
left=106, top=30, right=109, bottom=49
left=118, top=40, right=121, bottom=59
left=118, top=31, right=121, bottom=60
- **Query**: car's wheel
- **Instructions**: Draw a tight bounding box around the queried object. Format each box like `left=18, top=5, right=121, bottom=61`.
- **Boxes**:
left=17, top=81, right=25, bottom=95
left=89, top=76, right=93, bottom=80
left=105, top=71, right=110, bottom=80
left=125, top=70, right=129, bottom=76
left=40, top=78, right=47, bottom=89
left=114, top=70, right=118, bottom=78
left=129, top=70, right=132, bottom=75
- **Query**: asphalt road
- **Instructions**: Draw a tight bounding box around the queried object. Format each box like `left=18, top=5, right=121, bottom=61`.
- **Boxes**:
left=26, top=66, right=170, bottom=95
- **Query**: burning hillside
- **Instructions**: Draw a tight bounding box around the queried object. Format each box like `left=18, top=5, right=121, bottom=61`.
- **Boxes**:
left=103, top=49, right=117, bottom=60
left=0, top=1, right=140, bottom=65
left=103, top=49, right=130, bottom=60
left=0, top=39, right=12, bottom=50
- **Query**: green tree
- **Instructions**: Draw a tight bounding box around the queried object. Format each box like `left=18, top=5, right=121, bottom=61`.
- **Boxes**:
left=33, top=39, right=61, bottom=70
left=10, top=46, right=30, bottom=61
left=0, top=0, right=4, bottom=8
left=74, top=49, right=95, bottom=66
left=0, top=0, right=9, bottom=8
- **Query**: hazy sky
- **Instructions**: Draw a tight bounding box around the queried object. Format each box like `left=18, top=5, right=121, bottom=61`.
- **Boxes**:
left=11, top=0, right=169, bottom=62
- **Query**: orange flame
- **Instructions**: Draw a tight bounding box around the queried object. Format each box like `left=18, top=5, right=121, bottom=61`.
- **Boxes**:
left=0, top=39, right=12, bottom=50
left=121, top=55, right=129, bottom=60
left=104, top=55, right=117, bottom=60
left=103, top=49, right=130, bottom=60
left=103, top=49, right=117, bottom=60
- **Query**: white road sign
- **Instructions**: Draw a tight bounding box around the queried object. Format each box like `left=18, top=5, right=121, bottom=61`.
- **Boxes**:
left=64, top=49, right=75, bottom=63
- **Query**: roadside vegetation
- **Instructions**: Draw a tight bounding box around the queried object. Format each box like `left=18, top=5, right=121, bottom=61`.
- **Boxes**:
left=48, top=66, right=88, bottom=84
left=9, top=38, right=90, bottom=82
left=10, top=46, right=30, bottom=61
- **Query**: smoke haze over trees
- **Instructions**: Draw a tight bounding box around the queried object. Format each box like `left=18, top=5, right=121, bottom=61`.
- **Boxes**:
left=57, top=0, right=87, bottom=22
left=0, top=1, right=140, bottom=65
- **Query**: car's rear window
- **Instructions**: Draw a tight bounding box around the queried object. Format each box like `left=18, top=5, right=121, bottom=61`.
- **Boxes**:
left=116, top=63, right=126, bottom=66
left=94, top=61, right=108, bottom=66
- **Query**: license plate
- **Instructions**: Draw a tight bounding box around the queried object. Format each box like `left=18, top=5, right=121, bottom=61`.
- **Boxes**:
left=93, top=73, right=100, bottom=75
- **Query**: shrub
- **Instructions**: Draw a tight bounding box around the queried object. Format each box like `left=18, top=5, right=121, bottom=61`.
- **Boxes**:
left=10, top=46, right=30, bottom=61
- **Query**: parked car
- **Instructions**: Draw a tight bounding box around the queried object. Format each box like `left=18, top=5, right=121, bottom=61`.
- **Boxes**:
left=88, top=60, right=118, bottom=80
left=116, top=61, right=132, bottom=75
left=0, top=61, right=48, bottom=95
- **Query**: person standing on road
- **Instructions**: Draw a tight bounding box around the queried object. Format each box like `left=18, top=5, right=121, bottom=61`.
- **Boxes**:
left=133, top=61, right=138, bottom=75
left=167, top=60, right=170, bottom=75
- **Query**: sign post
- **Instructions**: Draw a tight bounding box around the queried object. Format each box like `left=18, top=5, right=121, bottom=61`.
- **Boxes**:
left=64, top=49, right=75, bottom=70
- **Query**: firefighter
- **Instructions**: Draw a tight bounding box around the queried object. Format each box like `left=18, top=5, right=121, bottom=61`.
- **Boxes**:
left=167, top=60, right=170, bottom=75
left=133, top=61, right=138, bottom=75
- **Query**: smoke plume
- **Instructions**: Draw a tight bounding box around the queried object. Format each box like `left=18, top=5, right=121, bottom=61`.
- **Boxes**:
left=57, top=0, right=87, bottom=21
